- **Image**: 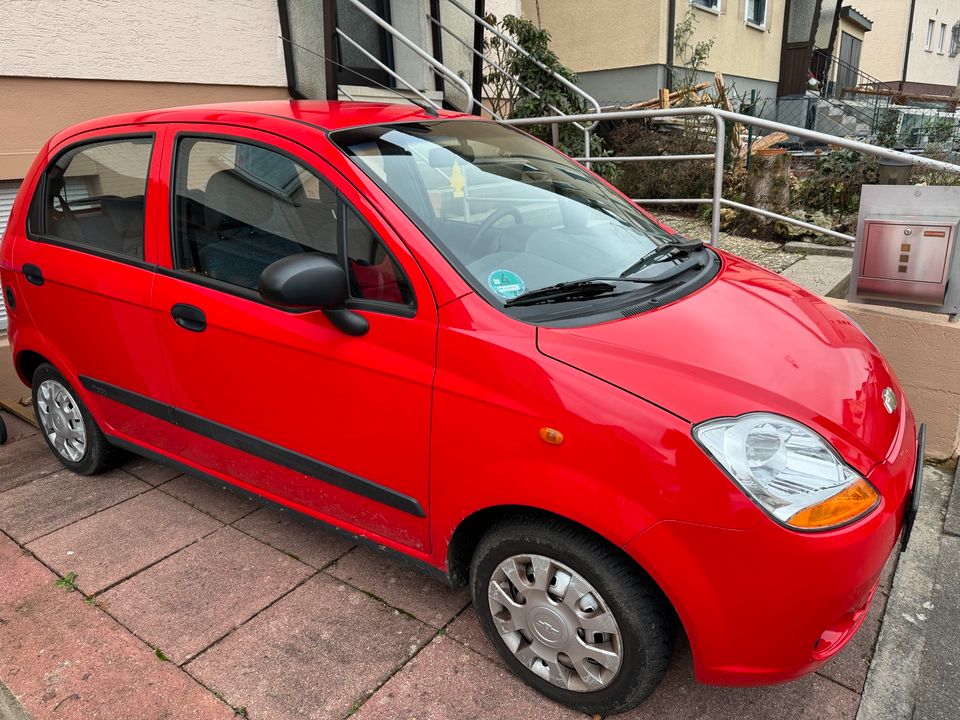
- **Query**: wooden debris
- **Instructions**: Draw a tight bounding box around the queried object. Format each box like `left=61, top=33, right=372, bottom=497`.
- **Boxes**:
left=714, top=72, right=742, bottom=152
left=658, top=88, right=671, bottom=109
left=620, top=81, right=711, bottom=111
left=748, top=131, right=789, bottom=156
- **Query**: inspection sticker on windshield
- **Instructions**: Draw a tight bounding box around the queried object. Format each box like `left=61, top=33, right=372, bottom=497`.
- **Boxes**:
left=488, top=269, right=525, bottom=299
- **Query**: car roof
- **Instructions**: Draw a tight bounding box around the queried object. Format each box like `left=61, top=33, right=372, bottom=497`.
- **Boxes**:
left=50, top=100, right=472, bottom=147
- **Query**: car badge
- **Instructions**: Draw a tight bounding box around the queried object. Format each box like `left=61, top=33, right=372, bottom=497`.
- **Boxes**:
left=882, top=387, right=898, bottom=414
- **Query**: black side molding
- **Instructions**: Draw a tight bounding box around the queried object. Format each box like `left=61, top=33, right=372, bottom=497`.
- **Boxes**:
left=80, top=375, right=425, bottom=518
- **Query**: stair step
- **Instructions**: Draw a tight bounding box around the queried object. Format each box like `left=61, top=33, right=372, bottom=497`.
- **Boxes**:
left=337, top=85, right=443, bottom=105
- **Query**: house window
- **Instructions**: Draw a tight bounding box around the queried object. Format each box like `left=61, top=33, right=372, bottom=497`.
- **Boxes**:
left=938, top=22, right=947, bottom=53
left=925, top=19, right=935, bottom=50
left=950, top=22, right=960, bottom=57
left=692, top=0, right=720, bottom=12
left=746, top=0, right=766, bottom=27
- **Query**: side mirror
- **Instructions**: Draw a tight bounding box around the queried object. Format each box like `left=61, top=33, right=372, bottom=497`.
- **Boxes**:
left=258, top=253, right=368, bottom=336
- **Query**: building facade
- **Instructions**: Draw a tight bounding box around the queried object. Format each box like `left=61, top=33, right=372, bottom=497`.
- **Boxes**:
left=0, top=0, right=508, bottom=332
left=855, top=0, right=960, bottom=95
left=520, top=0, right=787, bottom=105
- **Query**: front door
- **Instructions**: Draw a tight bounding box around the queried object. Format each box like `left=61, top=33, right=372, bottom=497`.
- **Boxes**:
left=150, top=125, right=437, bottom=552
left=837, top=32, right=863, bottom=96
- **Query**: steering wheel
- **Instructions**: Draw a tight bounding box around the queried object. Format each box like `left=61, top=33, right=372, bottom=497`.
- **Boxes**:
left=469, top=206, right=523, bottom=256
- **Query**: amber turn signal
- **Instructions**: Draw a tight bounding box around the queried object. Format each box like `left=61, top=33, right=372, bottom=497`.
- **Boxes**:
left=539, top=427, right=564, bottom=445
left=787, top=478, right=879, bottom=530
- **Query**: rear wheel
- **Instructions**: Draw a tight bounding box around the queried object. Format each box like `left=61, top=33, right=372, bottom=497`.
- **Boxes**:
left=32, top=364, right=123, bottom=475
left=471, top=517, right=675, bottom=715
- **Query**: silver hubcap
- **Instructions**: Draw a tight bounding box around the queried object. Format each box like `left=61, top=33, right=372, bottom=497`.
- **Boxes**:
left=488, top=553, right=622, bottom=692
left=36, top=380, right=87, bottom=462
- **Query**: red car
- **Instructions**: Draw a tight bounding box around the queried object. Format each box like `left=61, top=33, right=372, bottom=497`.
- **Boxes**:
left=0, top=101, right=922, bottom=715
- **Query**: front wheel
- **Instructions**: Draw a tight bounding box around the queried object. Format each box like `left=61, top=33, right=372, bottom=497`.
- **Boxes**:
left=32, top=364, right=123, bottom=475
left=471, top=517, right=675, bottom=715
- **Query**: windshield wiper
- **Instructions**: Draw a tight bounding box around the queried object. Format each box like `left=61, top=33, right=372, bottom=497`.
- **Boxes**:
left=503, top=279, right=622, bottom=307
left=619, top=236, right=704, bottom=279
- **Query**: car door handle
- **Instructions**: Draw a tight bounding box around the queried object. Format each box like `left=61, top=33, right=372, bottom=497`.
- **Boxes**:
left=23, top=264, right=44, bottom=286
left=171, top=303, right=206, bottom=332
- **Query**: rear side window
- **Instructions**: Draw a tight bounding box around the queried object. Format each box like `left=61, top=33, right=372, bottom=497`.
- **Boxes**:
left=35, top=137, right=152, bottom=260
left=172, top=137, right=413, bottom=306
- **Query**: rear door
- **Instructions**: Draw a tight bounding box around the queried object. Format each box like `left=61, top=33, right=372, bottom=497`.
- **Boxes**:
left=8, top=127, right=176, bottom=443
left=149, top=125, right=438, bottom=551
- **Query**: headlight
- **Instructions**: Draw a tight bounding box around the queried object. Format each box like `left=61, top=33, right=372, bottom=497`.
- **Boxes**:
left=693, top=413, right=880, bottom=531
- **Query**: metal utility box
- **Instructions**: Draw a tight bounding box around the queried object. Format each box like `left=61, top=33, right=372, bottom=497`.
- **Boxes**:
left=849, top=186, right=960, bottom=319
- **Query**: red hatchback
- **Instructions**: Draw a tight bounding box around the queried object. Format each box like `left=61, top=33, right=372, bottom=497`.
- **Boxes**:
left=0, top=101, right=922, bottom=714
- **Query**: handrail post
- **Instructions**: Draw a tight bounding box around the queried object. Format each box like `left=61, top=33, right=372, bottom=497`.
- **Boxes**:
left=711, top=111, right=725, bottom=247
left=583, top=126, right=592, bottom=170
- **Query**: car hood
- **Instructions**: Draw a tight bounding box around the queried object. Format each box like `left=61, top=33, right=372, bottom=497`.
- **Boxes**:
left=537, top=253, right=903, bottom=473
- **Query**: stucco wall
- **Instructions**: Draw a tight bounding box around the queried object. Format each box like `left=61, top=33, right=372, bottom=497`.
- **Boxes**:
left=856, top=0, right=960, bottom=89
left=904, top=0, right=960, bottom=89
left=686, top=1, right=785, bottom=86
left=827, top=298, right=960, bottom=461
left=520, top=0, right=666, bottom=73
left=0, top=0, right=286, bottom=87
left=0, top=77, right=288, bottom=181
left=854, top=1, right=909, bottom=84
left=523, top=0, right=783, bottom=100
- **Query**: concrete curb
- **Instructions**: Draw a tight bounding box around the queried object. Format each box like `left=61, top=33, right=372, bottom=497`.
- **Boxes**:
left=856, top=466, right=951, bottom=720
left=0, top=681, right=33, bottom=720
left=784, top=241, right=855, bottom=258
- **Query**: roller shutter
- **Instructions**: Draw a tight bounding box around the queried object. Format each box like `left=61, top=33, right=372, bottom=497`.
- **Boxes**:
left=0, top=180, right=22, bottom=333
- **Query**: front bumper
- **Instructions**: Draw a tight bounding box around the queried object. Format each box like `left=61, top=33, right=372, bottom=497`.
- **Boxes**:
left=624, top=417, right=921, bottom=686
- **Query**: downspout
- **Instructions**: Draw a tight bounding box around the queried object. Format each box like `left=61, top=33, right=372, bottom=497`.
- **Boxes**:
left=666, top=0, right=676, bottom=90
left=902, top=0, right=917, bottom=87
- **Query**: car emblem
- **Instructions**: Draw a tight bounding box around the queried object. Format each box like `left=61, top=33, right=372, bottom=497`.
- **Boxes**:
left=535, top=618, right=562, bottom=640
left=882, top=387, right=898, bottom=414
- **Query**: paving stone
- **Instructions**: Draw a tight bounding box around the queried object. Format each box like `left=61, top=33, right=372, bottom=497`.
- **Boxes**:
left=232, top=506, right=355, bottom=569
left=445, top=606, right=502, bottom=664
left=817, top=589, right=888, bottom=693
left=26, top=490, right=222, bottom=595
left=0, top=536, right=234, bottom=720
left=160, top=474, right=259, bottom=524
left=353, top=635, right=582, bottom=720
left=617, top=640, right=861, bottom=720
left=0, top=531, right=55, bottom=606
left=122, top=456, right=182, bottom=486
left=327, top=546, right=470, bottom=627
left=0, top=435, right=64, bottom=493
left=0, top=411, right=39, bottom=443
left=100, top=526, right=313, bottom=664
left=187, top=573, right=434, bottom=720
left=0, top=469, right=149, bottom=543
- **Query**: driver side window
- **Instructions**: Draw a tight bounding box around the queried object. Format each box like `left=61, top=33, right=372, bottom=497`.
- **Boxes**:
left=171, top=136, right=413, bottom=306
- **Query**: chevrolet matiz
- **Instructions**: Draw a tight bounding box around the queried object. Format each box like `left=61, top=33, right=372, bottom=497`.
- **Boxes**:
left=0, top=101, right=923, bottom=715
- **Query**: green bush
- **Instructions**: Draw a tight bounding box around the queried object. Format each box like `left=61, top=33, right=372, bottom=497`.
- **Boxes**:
left=484, top=14, right=613, bottom=175
left=606, top=122, right=716, bottom=200
left=794, top=150, right=878, bottom=223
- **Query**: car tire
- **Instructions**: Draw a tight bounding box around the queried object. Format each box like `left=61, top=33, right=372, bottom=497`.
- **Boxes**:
left=471, top=516, right=675, bottom=715
left=32, top=364, right=123, bottom=475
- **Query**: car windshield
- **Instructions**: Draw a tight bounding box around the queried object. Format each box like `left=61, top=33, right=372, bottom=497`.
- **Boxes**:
left=331, top=120, right=676, bottom=304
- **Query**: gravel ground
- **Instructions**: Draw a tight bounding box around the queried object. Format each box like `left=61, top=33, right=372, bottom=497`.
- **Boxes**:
left=655, top=212, right=801, bottom=274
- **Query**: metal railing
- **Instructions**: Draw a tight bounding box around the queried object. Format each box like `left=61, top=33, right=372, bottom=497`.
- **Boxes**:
left=339, top=0, right=478, bottom=114
left=438, top=0, right=602, bottom=160
left=503, top=107, right=960, bottom=246
left=336, top=0, right=605, bottom=166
